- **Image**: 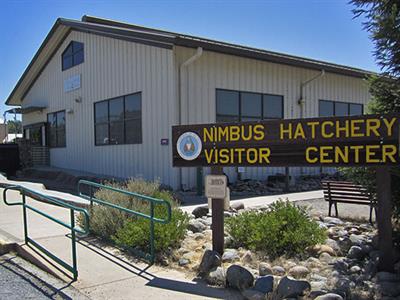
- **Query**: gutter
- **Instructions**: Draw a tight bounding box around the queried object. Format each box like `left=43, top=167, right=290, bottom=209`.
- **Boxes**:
left=178, top=47, right=203, bottom=190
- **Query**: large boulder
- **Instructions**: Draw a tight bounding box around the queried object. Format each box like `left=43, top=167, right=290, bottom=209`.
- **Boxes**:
left=241, top=288, right=265, bottom=300
left=254, top=275, right=274, bottom=294
left=206, top=267, right=226, bottom=286
left=347, top=246, right=365, bottom=260
left=188, top=219, right=207, bottom=233
left=198, top=250, right=222, bottom=275
left=276, top=276, right=311, bottom=298
left=192, top=205, right=209, bottom=218
left=226, top=265, right=254, bottom=291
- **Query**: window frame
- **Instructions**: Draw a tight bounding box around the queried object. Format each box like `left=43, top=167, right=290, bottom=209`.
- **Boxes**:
left=216, top=88, right=284, bottom=122
left=318, top=99, right=364, bottom=117
left=62, top=41, right=84, bottom=71
left=47, top=110, right=66, bottom=148
left=94, top=92, right=142, bottom=146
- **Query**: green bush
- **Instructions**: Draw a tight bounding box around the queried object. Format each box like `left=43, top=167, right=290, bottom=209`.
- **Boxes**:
left=85, top=178, right=189, bottom=254
left=226, top=200, right=326, bottom=258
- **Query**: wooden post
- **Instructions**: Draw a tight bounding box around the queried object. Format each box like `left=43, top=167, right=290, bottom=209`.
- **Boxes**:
left=211, top=166, right=224, bottom=255
left=376, top=166, right=394, bottom=272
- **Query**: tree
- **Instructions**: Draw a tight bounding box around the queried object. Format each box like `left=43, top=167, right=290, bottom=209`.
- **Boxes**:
left=351, top=0, right=400, bottom=78
left=343, top=1, right=400, bottom=221
left=7, top=120, right=22, bottom=134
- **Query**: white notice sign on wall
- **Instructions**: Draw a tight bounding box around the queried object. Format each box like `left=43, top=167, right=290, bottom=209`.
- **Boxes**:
left=64, top=74, right=81, bottom=92
left=205, top=175, right=227, bottom=199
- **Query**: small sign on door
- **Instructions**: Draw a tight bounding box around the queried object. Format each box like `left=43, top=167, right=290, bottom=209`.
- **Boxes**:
left=205, top=175, right=227, bottom=199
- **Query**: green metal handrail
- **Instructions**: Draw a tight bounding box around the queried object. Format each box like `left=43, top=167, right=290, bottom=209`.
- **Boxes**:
left=78, top=180, right=172, bottom=263
left=2, top=184, right=90, bottom=280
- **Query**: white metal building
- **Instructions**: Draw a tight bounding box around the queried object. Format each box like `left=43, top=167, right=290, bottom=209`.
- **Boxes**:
left=5, top=16, right=372, bottom=190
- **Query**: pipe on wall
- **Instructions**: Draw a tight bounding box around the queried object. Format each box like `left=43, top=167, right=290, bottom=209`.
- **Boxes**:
left=298, top=69, right=325, bottom=118
left=298, top=69, right=325, bottom=175
left=178, top=47, right=203, bottom=190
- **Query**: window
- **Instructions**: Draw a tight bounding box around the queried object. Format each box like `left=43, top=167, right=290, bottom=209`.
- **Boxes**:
left=319, top=100, right=363, bottom=117
left=62, top=41, right=84, bottom=71
left=94, top=92, right=142, bottom=145
left=216, top=89, right=283, bottom=123
left=47, top=111, right=66, bottom=148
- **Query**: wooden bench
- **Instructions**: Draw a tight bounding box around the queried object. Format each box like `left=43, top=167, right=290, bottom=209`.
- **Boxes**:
left=321, top=180, right=377, bottom=223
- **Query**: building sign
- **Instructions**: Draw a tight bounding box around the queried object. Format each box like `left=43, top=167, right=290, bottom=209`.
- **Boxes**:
left=172, top=114, right=400, bottom=167
left=205, top=175, right=227, bottom=199
left=64, top=74, right=81, bottom=93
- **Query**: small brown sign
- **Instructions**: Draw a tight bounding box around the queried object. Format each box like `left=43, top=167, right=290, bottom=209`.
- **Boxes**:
left=172, top=114, right=400, bottom=167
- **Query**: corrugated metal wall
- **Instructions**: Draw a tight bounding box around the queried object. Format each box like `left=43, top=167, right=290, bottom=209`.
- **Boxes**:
left=23, top=30, right=179, bottom=188
left=174, top=46, right=370, bottom=188
left=21, top=31, right=370, bottom=190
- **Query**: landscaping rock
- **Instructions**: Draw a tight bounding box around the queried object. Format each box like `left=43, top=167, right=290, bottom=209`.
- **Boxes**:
left=349, top=265, right=361, bottom=274
left=188, top=219, right=207, bottom=233
left=242, top=288, right=265, bottom=300
left=198, top=250, right=222, bottom=275
left=349, top=234, right=366, bottom=246
left=272, top=265, right=286, bottom=276
left=323, top=217, right=344, bottom=225
left=178, top=258, right=190, bottom=266
left=222, top=249, right=240, bottom=262
left=241, top=250, right=254, bottom=265
left=206, top=266, right=226, bottom=286
left=231, top=201, right=245, bottom=211
left=310, top=281, right=326, bottom=290
left=325, top=239, right=341, bottom=254
left=254, top=275, right=274, bottom=294
left=192, top=205, right=209, bottom=218
left=259, top=262, right=273, bottom=276
left=319, top=252, right=333, bottom=264
left=276, top=276, right=311, bottom=298
left=226, top=265, right=254, bottom=291
left=310, top=244, right=336, bottom=256
left=315, top=293, right=344, bottom=300
left=347, top=246, right=365, bottom=260
left=288, top=266, right=310, bottom=279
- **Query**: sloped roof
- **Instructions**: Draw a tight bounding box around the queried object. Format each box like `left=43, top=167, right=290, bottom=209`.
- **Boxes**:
left=5, top=15, right=375, bottom=106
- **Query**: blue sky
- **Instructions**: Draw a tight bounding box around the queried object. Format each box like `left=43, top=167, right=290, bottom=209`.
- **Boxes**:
left=0, top=0, right=377, bottom=117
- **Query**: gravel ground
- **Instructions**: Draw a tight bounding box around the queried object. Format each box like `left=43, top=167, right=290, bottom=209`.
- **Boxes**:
left=295, top=197, right=375, bottom=222
left=0, top=254, right=88, bottom=300
left=0, top=261, right=50, bottom=300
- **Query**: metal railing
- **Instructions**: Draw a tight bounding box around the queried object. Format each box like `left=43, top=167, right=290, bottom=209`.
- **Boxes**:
left=2, top=185, right=90, bottom=280
left=77, top=180, right=172, bottom=264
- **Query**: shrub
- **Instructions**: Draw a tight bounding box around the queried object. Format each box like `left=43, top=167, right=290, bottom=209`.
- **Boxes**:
left=226, top=200, right=326, bottom=258
left=84, top=178, right=189, bottom=255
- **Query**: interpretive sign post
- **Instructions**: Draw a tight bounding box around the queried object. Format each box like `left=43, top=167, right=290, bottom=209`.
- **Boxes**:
left=172, top=113, right=400, bottom=267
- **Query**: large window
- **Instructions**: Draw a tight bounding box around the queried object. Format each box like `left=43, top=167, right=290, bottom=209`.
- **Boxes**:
left=319, top=100, right=363, bottom=117
left=47, top=111, right=66, bottom=148
left=94, top=92, right=142, bottom=145
left=216, top=89, right=283, bottom=122
left=62, top=41, right=84, bottom=71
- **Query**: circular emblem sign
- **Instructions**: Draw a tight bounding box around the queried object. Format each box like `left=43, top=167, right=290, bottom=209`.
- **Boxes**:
left=176, top=132, right=202, bottom=161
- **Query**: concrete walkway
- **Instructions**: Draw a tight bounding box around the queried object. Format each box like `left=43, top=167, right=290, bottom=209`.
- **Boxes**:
left=0, top=179, right=241, bottom=299
left=0, top=175, right=324, bottom=299
left=180, top=190, right=324, bottom=213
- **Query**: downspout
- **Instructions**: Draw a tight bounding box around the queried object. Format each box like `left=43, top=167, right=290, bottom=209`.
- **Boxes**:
left=298, top=69, right=325, bottom=118
left=298, top=69, right=325, bottom=175
left=178, top=47, right=203, bottom=190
